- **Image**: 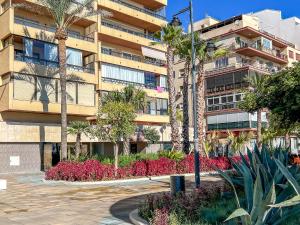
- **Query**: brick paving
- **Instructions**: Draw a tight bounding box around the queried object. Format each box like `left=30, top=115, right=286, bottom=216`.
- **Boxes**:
left=0, top=173, right=222, bottom=225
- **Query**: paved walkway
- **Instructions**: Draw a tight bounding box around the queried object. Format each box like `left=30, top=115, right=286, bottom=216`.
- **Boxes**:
left=0, top=173, right=223, bottom=225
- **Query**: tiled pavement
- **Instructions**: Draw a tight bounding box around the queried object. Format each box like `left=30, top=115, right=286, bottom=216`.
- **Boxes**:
left=0, top=173, right=222, bottom=225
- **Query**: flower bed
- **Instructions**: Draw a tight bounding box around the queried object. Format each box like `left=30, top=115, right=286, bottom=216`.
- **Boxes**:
left=45, top=156, right=237, bottom=182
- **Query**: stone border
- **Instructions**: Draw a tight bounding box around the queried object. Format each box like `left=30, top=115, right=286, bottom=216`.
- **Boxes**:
left=129, top=209, right=149, bottom=225
left=42, top=171, right=221, bottom=186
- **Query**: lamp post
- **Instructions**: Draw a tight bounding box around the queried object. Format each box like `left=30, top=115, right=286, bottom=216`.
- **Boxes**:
left=170, top=1, right=216, bottom=188
left=170, top=0, right=200, bottom=188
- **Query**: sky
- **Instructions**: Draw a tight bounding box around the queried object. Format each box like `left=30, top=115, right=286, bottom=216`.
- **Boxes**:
left=166, top=0, right=300, bottom=31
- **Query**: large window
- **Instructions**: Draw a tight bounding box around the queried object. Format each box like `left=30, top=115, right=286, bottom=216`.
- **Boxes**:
left=207, top=93, right=244, bottom=112
left=101, top=63, right=167, bottom=90
left=13, top=73, right=95, bottom=106
left=215, top=57, right=229, bottom=68
left=146, top=98, right=168, bottom=115
left=22, top=38, right=83, bottom=67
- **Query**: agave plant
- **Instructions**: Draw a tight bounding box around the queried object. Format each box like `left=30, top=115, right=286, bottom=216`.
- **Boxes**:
left=217, top=146, right=300, bottom=225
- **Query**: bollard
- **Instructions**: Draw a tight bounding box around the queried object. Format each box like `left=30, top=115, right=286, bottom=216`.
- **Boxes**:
left=170, top=175, right=185, bottom=195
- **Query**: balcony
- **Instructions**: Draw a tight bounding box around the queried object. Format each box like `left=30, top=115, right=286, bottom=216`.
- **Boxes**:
left=235, top=42, right=288, bottom=65
left=0, top=80, right=96, bottom=115
left=128, top=0, right=167, bottom=9
left=101, top=77, right=168, bottom=91
left=98, top=0, right=166, bottom=30
left=101, top=47, right=167, bottom=74
left=15, top=53, right=95, bottom=74
left=205, top=62, right=281, bottom=76
left=15, top=17, right=95, bottom=42
left=99, top=20, right=165, bottom=51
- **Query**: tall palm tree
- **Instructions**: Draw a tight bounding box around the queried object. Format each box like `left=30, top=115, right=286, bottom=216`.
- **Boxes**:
left=176, top=34, right=192, bottom=153
left=195, top=39, right=227, bottom=156
left=245, top=73, right=266, bottom=149
left=19, top=0, right=108, bottom=160
left=154, top=24, right=183, bottom=151
left=103, top=85, right=147, bottom=155
left=67, top=121, right=90, bottom=159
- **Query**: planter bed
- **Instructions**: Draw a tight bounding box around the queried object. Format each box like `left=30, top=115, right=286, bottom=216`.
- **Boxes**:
left=45, top=156, right=241, bottom=182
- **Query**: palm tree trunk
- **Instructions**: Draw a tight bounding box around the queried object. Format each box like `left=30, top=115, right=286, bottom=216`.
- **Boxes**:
left=56, top=31, right=68, bottom=161
left=75, top=133, right=81, bottom=159
left=166, top=47, right=181, bottom=151
left=196, top=63, right=206, bottom=156
left=114, top=143, right=119, bottom=176
left=123, top=137, right=130, bottom=155
left=182, top=61, right=190, bottom=153
left=257, top=109, right=262, bottom=149
left=285, top=133, right=290, bottom=149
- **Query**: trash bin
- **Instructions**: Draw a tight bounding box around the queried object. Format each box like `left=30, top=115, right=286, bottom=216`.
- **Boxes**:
left=170, top=175, right=185, bottom=195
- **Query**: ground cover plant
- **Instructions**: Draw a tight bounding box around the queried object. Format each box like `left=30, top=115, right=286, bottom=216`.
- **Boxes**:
left=45, top=152, right=237, bottom=181
left=137, top=146, right=300, bottom=225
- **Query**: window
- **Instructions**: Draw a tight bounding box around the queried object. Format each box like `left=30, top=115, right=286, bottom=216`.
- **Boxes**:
left=102, top=63, right=145, bottom=84
left=235, top=94, right=241, bottom=101
left=145, top=72, right=157, bottom=87
left=157, top=98, right=168, bottom=115
left=261, top=37, right=272, bottom=50
left=289, top=50, right=294, bottom=59
left=77, top=83, right=95, bottom=106
left=147, top=100, right=156, bottom=115
left=13, top=74, right=36, bottom=101
left=13, top=73, right=95, bottom=106
left=215, top=57, right=229, bottom=68
left=296, top=53, right=300, bottom=61
left=207, top=98, right=213, bottom=105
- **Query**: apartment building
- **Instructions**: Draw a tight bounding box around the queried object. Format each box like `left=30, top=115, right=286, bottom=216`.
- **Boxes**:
left=0, top=0, right=169, bottom=173
left=174, top=13, right=300, bottom=151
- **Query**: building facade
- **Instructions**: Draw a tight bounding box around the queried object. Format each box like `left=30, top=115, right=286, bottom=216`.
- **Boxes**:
left=174, top=13, right=300, bottom=152
left=0, top=0, right=171, bottom=173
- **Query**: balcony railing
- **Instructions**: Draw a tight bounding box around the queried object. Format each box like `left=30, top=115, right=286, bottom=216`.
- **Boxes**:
left=236, top=42, right=287, bottom=61
left=206, top=62, right=281, bottom=75
left=207, top=102, right=238, bottom=112
left=107, top=0, right=166, bottom=20
left=206, top=82, right=248, bottom=94
left=101, top=20, right=160, bottom=42
left=15, top=53, right=95, bottom=74
left=15, top=17, right=95, bottom=42
left=101, top=47, right=166, bottom=67
left=102, top=77, right=168, bottom=91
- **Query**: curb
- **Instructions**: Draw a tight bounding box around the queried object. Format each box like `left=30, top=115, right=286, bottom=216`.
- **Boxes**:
left=42, top=171, right=223, bottom=186
left=129, top=209, right=149, bottom=225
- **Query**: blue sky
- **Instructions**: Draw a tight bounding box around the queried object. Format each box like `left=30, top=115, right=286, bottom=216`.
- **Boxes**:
left=166, top=0, right=300, bottom=31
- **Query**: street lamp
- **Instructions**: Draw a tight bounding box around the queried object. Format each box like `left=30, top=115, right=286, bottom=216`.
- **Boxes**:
left=170, top=0, right=201, bottom=188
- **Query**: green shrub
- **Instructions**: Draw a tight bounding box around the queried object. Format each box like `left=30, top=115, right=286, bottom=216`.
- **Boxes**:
left=217, top=145, right=300, bottom=225
left=158, top=150, right=185, bottom=161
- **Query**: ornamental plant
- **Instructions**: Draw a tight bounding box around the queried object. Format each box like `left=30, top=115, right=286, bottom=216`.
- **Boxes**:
left=45, top=155, right=233, bottom=181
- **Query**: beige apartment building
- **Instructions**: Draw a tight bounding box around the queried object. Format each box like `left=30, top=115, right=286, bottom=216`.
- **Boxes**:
left=0, top=0, right=171, bottom=173
left=174, top=13, right=300, bottom=152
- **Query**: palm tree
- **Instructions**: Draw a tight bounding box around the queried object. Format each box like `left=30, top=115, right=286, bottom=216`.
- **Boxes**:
left=245, top=73, right=266, bottom=149
left=154, top=24, right=183, bottom=151
left=195, top=39, right=228, bottom=156
left=67, top=121, right=90, bottom=159
left=103, top=85, right=147, bottom=155
left=18, top=0, right=108, bottom=160
left=176, top=34, right=192, bottom=153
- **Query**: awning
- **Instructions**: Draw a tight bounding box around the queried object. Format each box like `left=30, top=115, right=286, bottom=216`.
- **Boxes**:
left=141, top=47, right=166, bottom=61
